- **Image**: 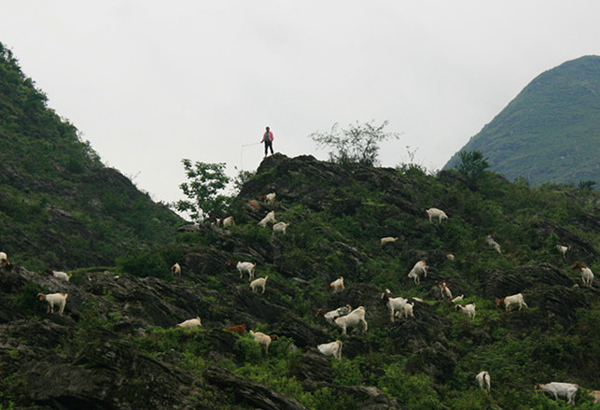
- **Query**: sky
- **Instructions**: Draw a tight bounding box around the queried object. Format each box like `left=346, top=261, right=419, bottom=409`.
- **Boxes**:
left=2, top=1, right=600, bottom=210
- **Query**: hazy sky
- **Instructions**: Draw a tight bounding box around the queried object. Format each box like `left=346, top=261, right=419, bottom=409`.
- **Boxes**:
left=2, top=1, right=600, bottom=208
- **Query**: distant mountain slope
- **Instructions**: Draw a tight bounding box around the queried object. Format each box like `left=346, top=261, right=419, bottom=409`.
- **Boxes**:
left=0, top=42, right=183, bottom=270
left=444, top=55, right=600, bottom=187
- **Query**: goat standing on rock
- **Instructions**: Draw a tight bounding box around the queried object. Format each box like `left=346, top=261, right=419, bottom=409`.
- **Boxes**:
left=572, top=262, right=594, bottom=287
left=327, top=277, right=345, bottom=294
left=37, top=292, right=68, bottom=314
left=334, top=306, right=367, bottom=335
left=496, top=293, right=528, bottom=312
left=407, top=261, right=428, bottom=285
left=249, top=276, right=268, bottom=294
left=317, top=340, right=342, bottom=359
left=45, top=268, right=72, bottom=282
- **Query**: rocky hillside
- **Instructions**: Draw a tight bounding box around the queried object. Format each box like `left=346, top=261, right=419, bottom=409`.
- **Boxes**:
left=2, top=153, right=600, bottom=409
left=444, top=55, right=600, bottom=188
left=0, top=42, right=183, bottom=271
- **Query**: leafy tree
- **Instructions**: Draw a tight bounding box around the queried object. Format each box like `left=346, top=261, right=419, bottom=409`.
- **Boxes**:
left=175, top=160, right=231, bottom=222
left=456, top=150, right=490, bottom=181
left=309, top=120, right=402, bottom=166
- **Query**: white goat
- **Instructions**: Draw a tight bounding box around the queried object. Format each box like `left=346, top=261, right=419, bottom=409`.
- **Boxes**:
left=176, top=317, right=202, bottom=328
left=222, top=216, right=235, bottom=228
left=441, top=282, right=453, bottom=301
left=456, top=303, right=476, bottom=322
left=264, top=192, right=276, bottom=204
left=535, top=382, right=578, bottom=404
left=45, top=268, right=72, bottom=282
left=496, top=293, right=528, bottom=311
left=476, top=371, right=491, bottom=393
left=394, top=302, right=415, bottom=319
left=572, top=262, right=594, bottom=287
left=234, top=261, right=256, bottom=281
left=249, top=276, right=268, bottom=294
left=380, top=237, right=398, bottom=246
left=426, top=208, right=448, bottom=223
left=556, top=245, right=570, bottom=259
left=0, top=252, right=10, bottom=268
left=250, top=330, right=278, bottom=355
left=272, top=222, right=290, bottom=235
left=327, top=277, right=345, bottom=294
left=446, top=253, right=455, bottom=261
left=317, top=340, right=342, bottom=359
left=258, top=211, right=276, bottom=227
left=451, top=295, right=464, bottom=303
left=486, top=235, right=502, bottom=254
left=316, top=305, right=352, bottom=324
left=407, top=260, right=428, bottom=285
left=334, top=306, right=367, bottom=335
left=381, top=289, right=408, bottom=322
left=37, top=292, right=68, bottom=314
left=171, top=263, right=181, bottom=276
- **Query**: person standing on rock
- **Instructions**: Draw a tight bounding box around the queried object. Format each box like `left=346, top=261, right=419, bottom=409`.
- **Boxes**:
left=261, top=126, right=274, bottom=157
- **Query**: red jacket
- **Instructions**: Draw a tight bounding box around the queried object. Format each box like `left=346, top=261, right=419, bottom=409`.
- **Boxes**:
left=261, top=131, right=273, bottom=142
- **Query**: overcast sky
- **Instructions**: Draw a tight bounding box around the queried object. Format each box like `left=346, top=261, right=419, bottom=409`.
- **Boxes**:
left=2, top=1, right=600, bottom=209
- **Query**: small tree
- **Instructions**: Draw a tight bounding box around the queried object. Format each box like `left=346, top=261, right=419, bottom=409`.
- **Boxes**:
left=456, top=150, right=490, bottom=181
left=309, top=120, right=402, bottom=167
left=175, top=159, right=231, bottom=222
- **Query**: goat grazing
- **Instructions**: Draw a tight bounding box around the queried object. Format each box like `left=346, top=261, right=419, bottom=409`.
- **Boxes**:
left=327, top=277, right=345, bottom=294
left=222, top=216, right=235, bottom=228
left=394, top=302, right=415, bottom=319
left=176, top=317, right=202, bottom=329
left=407, top=260, right=428, bottom=285
left=486, top=235, right=502, bottom=254
left=456, top=303, right=476, bottom=322
left=171, top=263, right=181, bottom=276
left=556, top=245, right=570, bottom=259
left=572, top=262, right=594, bottom=287
left=316, top=305, right=352, bottom=324
left=249, top=276, right=268, bottom=294
left=476, top=371, right=491, bottom=392
left=380, top=237, right=398, bottom=246
left=229, top=261, right=256, bottom=281
left=496, top=293, right=528, bottom=312
left=535, top=382, right=578, bottom=404
left=226, top=324, right=246, bottom=336
left=272, top=222, right=289, bottom=235
left=317, top=340, right=342, bottom=359
left=250, top=330, right=278, bottom=355
left=381, top=289, right=408, bottom=322
left=45, top=268, right=72, bottom=282
left=258, top=211, right=276, bottom=227
left=426, top=208, right=448, bottom=223
left=334, top=306, right=367, bottom=335
left=37, top=293, right=68, bottom=314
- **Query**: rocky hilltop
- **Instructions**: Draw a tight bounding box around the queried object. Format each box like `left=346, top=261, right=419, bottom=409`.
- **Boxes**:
left=2, top=153, right=600, bottom=409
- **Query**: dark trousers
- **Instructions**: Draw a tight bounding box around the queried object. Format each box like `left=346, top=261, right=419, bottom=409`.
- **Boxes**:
left=264, top=140, right=273, bottom=155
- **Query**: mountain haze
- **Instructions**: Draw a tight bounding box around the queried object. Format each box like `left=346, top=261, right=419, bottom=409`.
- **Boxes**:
left=444, top=55, right=600, bottom=187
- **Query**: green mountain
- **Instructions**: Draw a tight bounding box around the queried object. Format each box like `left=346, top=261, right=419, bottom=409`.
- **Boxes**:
left=444, top=55, right=600, bottom=187
left=0, top=43, right=183, bottom=271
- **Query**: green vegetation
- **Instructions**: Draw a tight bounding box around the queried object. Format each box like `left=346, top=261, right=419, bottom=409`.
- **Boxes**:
left=0, top=42, right=183, bottom=270
left=309, top=120, right=402, bottom=166
left=444, top=55, right=600, bottom=189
